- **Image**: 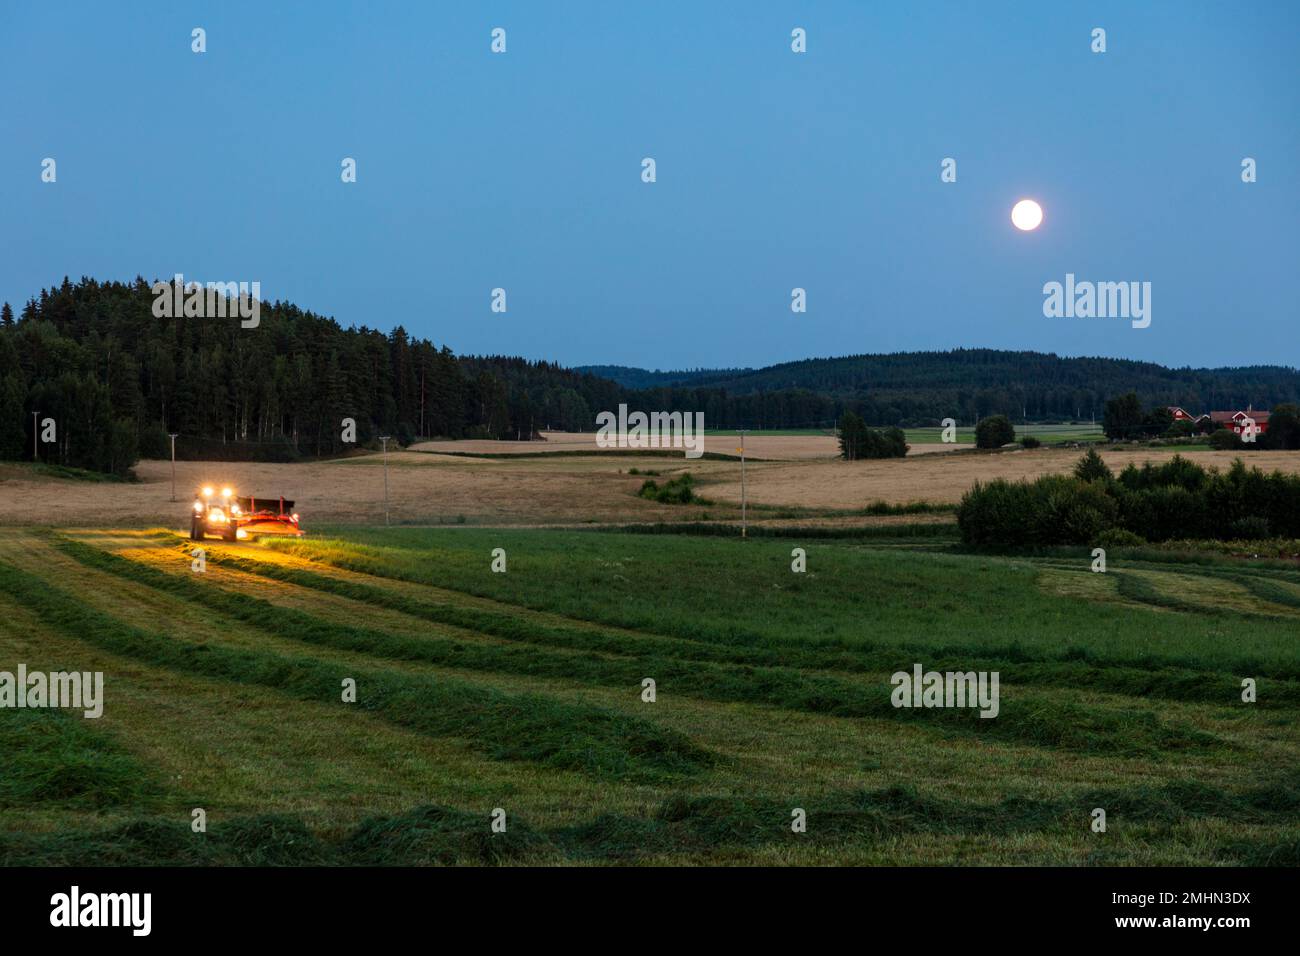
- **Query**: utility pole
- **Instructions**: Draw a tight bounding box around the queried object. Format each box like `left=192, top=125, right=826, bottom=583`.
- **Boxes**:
left=738, top=429, right=747, bottom=539
left=168, top=433, right=179, bottom=502
left=379, top=436, right=391, bottom=526
left=32, top=411, right=39, bottom=462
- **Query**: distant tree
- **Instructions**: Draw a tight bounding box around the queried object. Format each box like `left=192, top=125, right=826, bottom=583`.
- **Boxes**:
left=975, top=415, right=1015, bottom=449
left=838, top=411, right=869, bottom=460
left=0, top=303, right=13, bottom=327
left=0, top=375, right=23, bottom=459
left=1141, top=406, right=1174, bottom=437
left=1073, top=448, right=1113, bottom=482
left=1265, top=403, right=1300, bottom=450
left=1102, top=392, right=1144, bottom=440
left=837, top=414, right=906, bottom=460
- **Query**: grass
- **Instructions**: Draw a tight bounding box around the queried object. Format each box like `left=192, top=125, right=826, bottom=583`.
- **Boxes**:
left=0, top=524, right=1295, bottom=865
left=0, top=557, right=708, bottom=784
left=0, top=709, right=160, bottom=810
left=905, top=424, right=1105, bottom=445
left=0, top=461, right=129, bottom=482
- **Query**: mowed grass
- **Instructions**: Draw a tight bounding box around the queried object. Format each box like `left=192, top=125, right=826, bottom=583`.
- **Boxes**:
left=0, top=526, right=1295, bottom=865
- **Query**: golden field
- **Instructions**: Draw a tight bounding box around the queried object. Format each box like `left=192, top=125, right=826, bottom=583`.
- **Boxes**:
left=3, top=433, right=1299, bottom=528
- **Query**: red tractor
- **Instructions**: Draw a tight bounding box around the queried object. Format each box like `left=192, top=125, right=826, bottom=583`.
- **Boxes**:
left=190, top=485, right=304, bottom=542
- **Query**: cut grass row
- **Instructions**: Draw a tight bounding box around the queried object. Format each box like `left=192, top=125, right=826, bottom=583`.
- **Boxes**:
left=0, top=709, right=160, bottom=811
left=225, top=531, right=1300, bottom=687
left=262, top=529, right=1300, bottom=675
left=0, top=558, right=709, bottom=782
left=4, top=774, right=1295, bottom=866
left=156, top=536, right=1300, bottom=710
left=54, top=536, right=1221, bottom=756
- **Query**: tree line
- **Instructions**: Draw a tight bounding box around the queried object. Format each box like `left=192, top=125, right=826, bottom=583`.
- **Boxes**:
left=3, top=278, right=1298, bottom=476
left=0, top=278, right=618, bottom=474
left=594, top=350, right=1300, bottom=429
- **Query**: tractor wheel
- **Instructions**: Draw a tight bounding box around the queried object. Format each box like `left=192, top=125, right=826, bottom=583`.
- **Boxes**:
left=222, top=527, right=237, bottom=543
left=190, top=518, right=201, bottom=541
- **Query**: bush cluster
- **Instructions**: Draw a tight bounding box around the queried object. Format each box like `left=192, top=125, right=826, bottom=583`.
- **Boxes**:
left=638, top=473, right=700, bottom=504
left=838, top=412, right=908, bottom=460
left=957, top=452, right=1300, bottom=546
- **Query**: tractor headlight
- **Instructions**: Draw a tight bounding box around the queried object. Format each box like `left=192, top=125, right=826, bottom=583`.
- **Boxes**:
left=221, top=487, right=232, bottom=499
left=202, top=487, right=213, bottom=498
left=193, top=501, right=203, bottom=513
left=208, top=508, right=227, bottom=523
left=236, top=528, right=248, bottom=540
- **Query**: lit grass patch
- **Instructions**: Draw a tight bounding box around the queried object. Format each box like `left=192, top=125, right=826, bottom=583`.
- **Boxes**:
left=0, top=558, right=711, bottom=783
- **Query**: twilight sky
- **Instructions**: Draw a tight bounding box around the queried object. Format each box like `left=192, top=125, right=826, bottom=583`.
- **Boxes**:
left=2, top=1, right=1296, bottom=370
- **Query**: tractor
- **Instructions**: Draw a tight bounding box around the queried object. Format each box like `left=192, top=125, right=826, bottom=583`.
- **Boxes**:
left=189, top=485, right=304, bottom=542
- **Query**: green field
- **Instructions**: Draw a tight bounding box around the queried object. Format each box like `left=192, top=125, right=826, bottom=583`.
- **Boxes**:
left=905, top=423, right=1105, bottom=444
left=0, top=525, right=1296, bottom=865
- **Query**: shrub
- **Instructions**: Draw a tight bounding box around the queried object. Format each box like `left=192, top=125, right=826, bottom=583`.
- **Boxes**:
left=1116, top=455, right=1209, bottom=494
left=1030, top=475, right=1119, bottom=544
left=638, top=473, right=699, bottom=504
left=1094, top=528, right=1146, bottom=548
left=862, top=426, right=909, bottom=459
left=1118, top=485, right=1206, bottom=542
left=975, top=415, right=1015, bottom=449
left=1021, top=435, right=1041, bottom=449
left=957, top=474, right=1116, bottom=546
left=1209, top=429, right=1242, bottom=450
left=957, top=480, right=1035, bottom=547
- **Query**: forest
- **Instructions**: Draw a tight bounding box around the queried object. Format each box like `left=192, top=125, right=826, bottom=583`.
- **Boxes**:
left=0, top=278, right=617, bottom=474
left=3, top=277, right=1299, bottom=475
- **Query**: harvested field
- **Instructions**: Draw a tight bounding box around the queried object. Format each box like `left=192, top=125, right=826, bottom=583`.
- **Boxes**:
left=1, top=525, right=1296, bottom=865
left=2, top=445, right=1298, bottom=528
left=703, top=448, right=1300, bottom=509
left=413, top=431, right=967, bottom=459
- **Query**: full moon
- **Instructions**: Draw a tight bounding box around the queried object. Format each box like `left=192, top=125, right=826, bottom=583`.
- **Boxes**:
left=1011, top=199, right=1043, bottom=231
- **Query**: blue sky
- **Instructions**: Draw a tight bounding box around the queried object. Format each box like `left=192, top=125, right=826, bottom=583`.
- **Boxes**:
left=2, top=1, right=1297, bottom=370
